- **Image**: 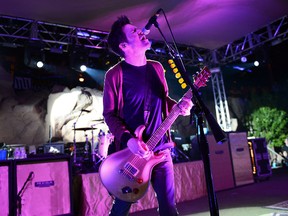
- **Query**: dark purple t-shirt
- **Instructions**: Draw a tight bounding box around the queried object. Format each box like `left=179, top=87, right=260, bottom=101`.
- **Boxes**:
left=121, top=61, right=168, bottom=149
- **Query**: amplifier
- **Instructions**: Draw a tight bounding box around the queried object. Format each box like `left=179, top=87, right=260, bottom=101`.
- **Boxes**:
left=248, top=137, right=272, bottom=180
left=228, top=132, right=254, bottom=186
left=14, top=156, right=73, bottom=216
left=0, top=161, right=12, bottom=216
left=207, top=134, right=235, bottom=191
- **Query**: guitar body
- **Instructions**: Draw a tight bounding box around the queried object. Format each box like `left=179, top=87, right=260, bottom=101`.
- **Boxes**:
left=99, top=148, right=168, bottom=202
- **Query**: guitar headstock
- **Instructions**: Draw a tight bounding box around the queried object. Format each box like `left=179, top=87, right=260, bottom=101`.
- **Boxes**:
left=193, top=66, right=211, bottom=89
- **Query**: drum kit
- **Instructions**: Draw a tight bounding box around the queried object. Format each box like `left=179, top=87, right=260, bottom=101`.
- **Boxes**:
left=72, top=119, right=114, bottom=171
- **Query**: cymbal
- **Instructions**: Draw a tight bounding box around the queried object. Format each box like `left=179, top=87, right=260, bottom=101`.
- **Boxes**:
left=73, top=127, right=96, bottom=131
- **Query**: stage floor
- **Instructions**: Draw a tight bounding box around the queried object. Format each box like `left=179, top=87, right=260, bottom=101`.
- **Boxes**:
left=130, top=167, right=288, bottom=216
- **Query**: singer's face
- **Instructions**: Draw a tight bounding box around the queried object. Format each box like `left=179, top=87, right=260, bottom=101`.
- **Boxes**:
left=122, top=24, right=151, bottom=51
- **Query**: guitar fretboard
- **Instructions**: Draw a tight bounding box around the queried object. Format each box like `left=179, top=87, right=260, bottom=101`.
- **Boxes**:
left=146, top=89, right=193, bottom=150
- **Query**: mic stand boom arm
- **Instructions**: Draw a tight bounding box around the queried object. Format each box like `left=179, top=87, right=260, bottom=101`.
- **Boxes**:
left=152, top=10, right=226, bottom=216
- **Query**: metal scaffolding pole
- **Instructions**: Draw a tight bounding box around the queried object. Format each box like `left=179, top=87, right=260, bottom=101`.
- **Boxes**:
left=210, top=68, right=232, bottom=132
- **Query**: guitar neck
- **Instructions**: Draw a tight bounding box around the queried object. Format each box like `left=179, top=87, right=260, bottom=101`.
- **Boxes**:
left=146, top=89, right=192, bottom=150
left=145, top=66, right=211, bottom=151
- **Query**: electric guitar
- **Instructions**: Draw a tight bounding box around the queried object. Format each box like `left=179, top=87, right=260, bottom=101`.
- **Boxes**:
left=99, top=67, right=211, bottom=202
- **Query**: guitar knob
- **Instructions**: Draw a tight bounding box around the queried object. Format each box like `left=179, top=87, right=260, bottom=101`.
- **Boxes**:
left=121, top=186, right=132, bottom=194
left=136, top=178, right=143, bottom=184
left=133, top=188, right=139, bottom=194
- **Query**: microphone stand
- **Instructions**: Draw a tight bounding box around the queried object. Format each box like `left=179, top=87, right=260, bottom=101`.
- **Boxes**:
left=152, top=9, right=227, bottom=216
left=17, top=172, right=34, bottom=216
left=73, top=110, right=85, bottom=165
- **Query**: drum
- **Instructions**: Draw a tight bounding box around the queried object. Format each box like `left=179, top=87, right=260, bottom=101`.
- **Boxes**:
left=97, top=130, right=114, bottom=158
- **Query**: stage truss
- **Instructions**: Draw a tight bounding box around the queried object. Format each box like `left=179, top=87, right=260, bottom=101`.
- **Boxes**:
left=0, top=15, right=287, bottom=131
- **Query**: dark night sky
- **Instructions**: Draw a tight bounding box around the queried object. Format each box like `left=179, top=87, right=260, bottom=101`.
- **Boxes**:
left=221, top=39, right=288, bottom=93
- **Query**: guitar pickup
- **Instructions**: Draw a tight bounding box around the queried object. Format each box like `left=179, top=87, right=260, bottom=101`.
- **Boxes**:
left=124, top=162, right=139, bottom=176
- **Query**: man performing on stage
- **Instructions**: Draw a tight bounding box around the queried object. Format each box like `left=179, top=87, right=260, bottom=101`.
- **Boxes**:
left=102, top=15, right=193, bottom=216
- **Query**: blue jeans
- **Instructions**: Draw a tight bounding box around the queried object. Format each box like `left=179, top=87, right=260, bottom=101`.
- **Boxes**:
left=109, top=153, right=178, bottom=216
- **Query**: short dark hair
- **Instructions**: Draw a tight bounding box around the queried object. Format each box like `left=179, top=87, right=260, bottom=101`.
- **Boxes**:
left=107, top=16, right=131, bottom=57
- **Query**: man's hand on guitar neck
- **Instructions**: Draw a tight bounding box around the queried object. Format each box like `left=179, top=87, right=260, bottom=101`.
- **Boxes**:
left=127, top=137, right=151, bottom=158
left=177, top=97, right=194, bottom=116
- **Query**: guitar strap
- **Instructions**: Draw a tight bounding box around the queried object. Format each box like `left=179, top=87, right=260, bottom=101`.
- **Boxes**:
left=144, top=64, right=152, bottom=127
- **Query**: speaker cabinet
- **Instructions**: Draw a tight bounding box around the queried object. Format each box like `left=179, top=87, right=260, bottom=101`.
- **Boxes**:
left=0, top=161, right=12, bottom=216
left=14, top=156, right=73, bottom=216
left=228, top=132, right=254, bottom=186
left=207, top=134, right=235, bottom=191
left=248, top=137, right=272, bottom=180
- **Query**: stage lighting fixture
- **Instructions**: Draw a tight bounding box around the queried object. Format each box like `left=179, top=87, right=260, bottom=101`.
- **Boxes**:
left=90, top=35, right=101, bottom=40
left=254, top=61, right=259, bottom=67
left=233, top=66, right=245, bottom=71
left=36, top=61, right=44, bottom=68
left=241, top=56, right=247, bottom=63
left=78, top=73, right=85, bottom=82
left=50, top=45, right=63, bottom=54
left=155, top=48, right=166, bottom=54
left=80, top=65, right=87, bottom=72
left=167, top=59, right=187, bottom=89
left=77, top=31, right=90, bottom=37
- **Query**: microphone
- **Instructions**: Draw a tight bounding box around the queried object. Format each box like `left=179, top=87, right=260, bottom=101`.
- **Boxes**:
left=28, top=171, right=34, bottom=180
left=142, top=8, right=162, bottom=35
left=81, top=109, right=91, bottom=113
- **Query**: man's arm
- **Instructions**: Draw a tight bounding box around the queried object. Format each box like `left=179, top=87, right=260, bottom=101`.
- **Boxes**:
left=103, top=67, right=132, bottom=149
